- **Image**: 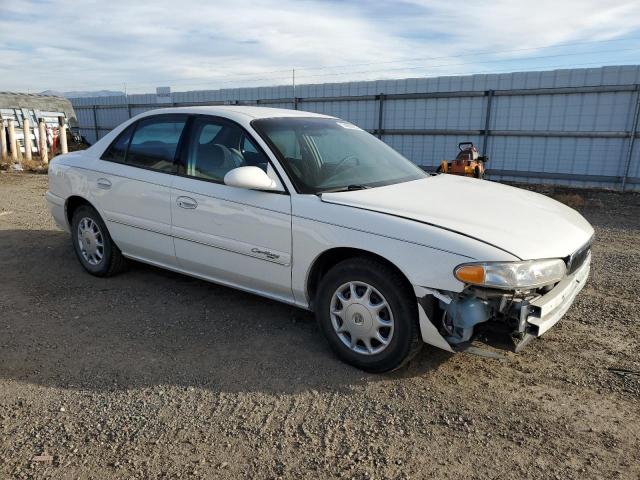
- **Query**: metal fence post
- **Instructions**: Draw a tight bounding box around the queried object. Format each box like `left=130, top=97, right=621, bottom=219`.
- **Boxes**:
left=92, top=105, right=99, bottom=142
left=621, top=84, right=640, bottom=191
left=481, top=90, right=494, bottom=156
left=127, top=103, right=132, bottom=119
left=377, top=93, right=385, bottom=139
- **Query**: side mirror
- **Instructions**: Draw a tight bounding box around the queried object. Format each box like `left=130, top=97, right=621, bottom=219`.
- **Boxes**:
left=224, top=166, right=280, bottom=191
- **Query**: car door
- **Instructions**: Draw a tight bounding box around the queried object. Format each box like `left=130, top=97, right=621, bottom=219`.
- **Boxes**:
left=170, top=115, right=293, bottom=302
left=94, top=114, right=188, bottom=267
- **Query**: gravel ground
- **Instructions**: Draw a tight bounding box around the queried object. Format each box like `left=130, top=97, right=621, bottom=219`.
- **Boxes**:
left=0, top=172, right=639, bottom=479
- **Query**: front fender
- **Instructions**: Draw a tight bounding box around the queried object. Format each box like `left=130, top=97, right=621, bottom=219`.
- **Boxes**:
left=291, top=195, right=517, bottom=307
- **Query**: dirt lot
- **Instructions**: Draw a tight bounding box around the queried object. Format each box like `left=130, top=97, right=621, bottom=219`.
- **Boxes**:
left=0, top=172, right=639, bottom=479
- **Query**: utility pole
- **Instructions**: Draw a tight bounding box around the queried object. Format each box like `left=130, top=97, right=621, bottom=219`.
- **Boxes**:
left=292, top=68, right=297, bottom=110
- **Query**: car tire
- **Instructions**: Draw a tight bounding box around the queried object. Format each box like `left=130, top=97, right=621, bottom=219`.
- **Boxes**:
left=71, top=205, right=127, bottom=277
left=315, top=257, right=422, bottom=373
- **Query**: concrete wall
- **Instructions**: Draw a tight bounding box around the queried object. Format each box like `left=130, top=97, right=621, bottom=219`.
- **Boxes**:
left=70, top=65, right=640, bottom=190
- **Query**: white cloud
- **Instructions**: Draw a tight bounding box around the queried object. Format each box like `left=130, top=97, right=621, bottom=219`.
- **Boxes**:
left=0, top=0, right=638, bottom=93
left=403, top=0, right=640, bottom=49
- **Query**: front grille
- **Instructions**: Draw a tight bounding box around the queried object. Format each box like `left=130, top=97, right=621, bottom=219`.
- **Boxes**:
left=567, top=239, right=592, bottom=275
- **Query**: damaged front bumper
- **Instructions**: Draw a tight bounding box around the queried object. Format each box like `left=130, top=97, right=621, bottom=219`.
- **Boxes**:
left=520, top=254, right=590, bottom=336
left=415, top=252, right=591, bottom=353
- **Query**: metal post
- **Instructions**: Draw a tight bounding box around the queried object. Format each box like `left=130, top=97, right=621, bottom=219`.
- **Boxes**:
left=92, top=105, right=99, bottom=143
left=127, top=103, right=132, bottom=119
left=0, top=115, right=7, bottom=165
left=292, top=68, right=298, bottom=110
left=481, top=90, right=494, bottom=156
left=622, top=84, right=640, bottom=191
left=377, top=93, right=385, bottom=139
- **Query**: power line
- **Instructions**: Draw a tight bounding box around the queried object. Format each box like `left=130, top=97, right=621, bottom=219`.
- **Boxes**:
left=355, top=60, right=640, bottom=83
left=115, top=67, right=295, bottom=88
left=15, top=59, right=639, bottom=96
left=131, top=59, right=640, bottom=93
left=131, top=35, right=640, bottom=87
left=159, top=47, right=638, bottom=87
left=292, top=35, right=640, bottom=72
left=49, top=34, right=640, bottom=93
left=68, top=46, right=639, bottom=93
left=294, top=47, right=640, bottom=80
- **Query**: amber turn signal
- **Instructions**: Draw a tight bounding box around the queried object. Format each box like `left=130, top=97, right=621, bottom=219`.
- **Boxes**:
left=454, top=265, right=485, bottom=284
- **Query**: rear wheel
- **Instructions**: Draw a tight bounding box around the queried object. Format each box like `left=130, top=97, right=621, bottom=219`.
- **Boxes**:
left=315, top=257, right=422, bottom=372
left=71, top=205, right=127, bottom=277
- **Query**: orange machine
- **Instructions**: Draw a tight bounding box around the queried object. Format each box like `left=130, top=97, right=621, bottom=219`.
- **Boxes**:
left=437, top=142, right=488, bottom=179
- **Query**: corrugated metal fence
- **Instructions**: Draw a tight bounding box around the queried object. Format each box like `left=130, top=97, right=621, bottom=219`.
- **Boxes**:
left=71, top=66, right=640, bottom=190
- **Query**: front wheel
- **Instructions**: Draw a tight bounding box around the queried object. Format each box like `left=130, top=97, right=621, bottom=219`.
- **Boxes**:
left=315, top=258, right=422, bottom=372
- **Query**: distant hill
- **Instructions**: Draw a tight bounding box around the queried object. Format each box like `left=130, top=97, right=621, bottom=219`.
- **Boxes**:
left=40, top=90, right=125, bottom=99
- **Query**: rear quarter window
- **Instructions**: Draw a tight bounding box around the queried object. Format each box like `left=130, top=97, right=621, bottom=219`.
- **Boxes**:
left=101, top=124, right=135, bottom=163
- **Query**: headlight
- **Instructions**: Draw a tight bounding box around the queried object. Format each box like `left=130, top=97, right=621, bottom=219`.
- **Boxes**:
left=454, top=259, right=566, bottom=289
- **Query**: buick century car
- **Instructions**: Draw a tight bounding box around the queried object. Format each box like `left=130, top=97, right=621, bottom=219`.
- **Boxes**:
left=46, top=107, right=593, bottom=372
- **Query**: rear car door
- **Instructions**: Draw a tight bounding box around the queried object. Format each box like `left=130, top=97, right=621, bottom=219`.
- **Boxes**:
left=94, top=114, right=188, bottom=266
left=170, top=115, right=293, bottom=302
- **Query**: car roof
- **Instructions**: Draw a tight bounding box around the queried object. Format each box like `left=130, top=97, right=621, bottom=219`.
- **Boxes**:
left=88, top=105, right=341, bottom=160
left=136, top=105, right=335, bottom=122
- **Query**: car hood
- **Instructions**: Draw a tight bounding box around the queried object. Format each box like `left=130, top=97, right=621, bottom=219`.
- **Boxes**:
left=320, top=175, right=594, bottom=260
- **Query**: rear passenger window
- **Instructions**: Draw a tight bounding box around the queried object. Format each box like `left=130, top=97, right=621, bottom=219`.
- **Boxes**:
left=101, top=124, right=135, bottom=163
left=126, top=117, right=187, bottom=172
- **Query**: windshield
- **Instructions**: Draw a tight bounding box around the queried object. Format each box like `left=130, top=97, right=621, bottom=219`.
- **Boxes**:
left=252, top=117, right=426, bottom=194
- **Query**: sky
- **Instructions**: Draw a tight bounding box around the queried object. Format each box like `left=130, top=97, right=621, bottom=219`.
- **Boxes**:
left=1, top=0, right=640, bottom=94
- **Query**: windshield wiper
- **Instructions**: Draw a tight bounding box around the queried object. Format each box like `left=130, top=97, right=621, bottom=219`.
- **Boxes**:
left=319, top=184, right=371, bottom=194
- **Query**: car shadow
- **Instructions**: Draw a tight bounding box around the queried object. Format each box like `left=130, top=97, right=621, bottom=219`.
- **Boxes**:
left=0, top=229, right=452, bottom=395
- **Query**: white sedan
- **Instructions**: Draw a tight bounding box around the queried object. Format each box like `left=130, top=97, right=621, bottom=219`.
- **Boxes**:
left=47, top=106, right=593, bottom=372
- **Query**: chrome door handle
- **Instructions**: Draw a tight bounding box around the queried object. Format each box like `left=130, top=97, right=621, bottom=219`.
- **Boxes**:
left=97, top=178, right=112, bottom=190
left=176, top=196, right=198, bottom=209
